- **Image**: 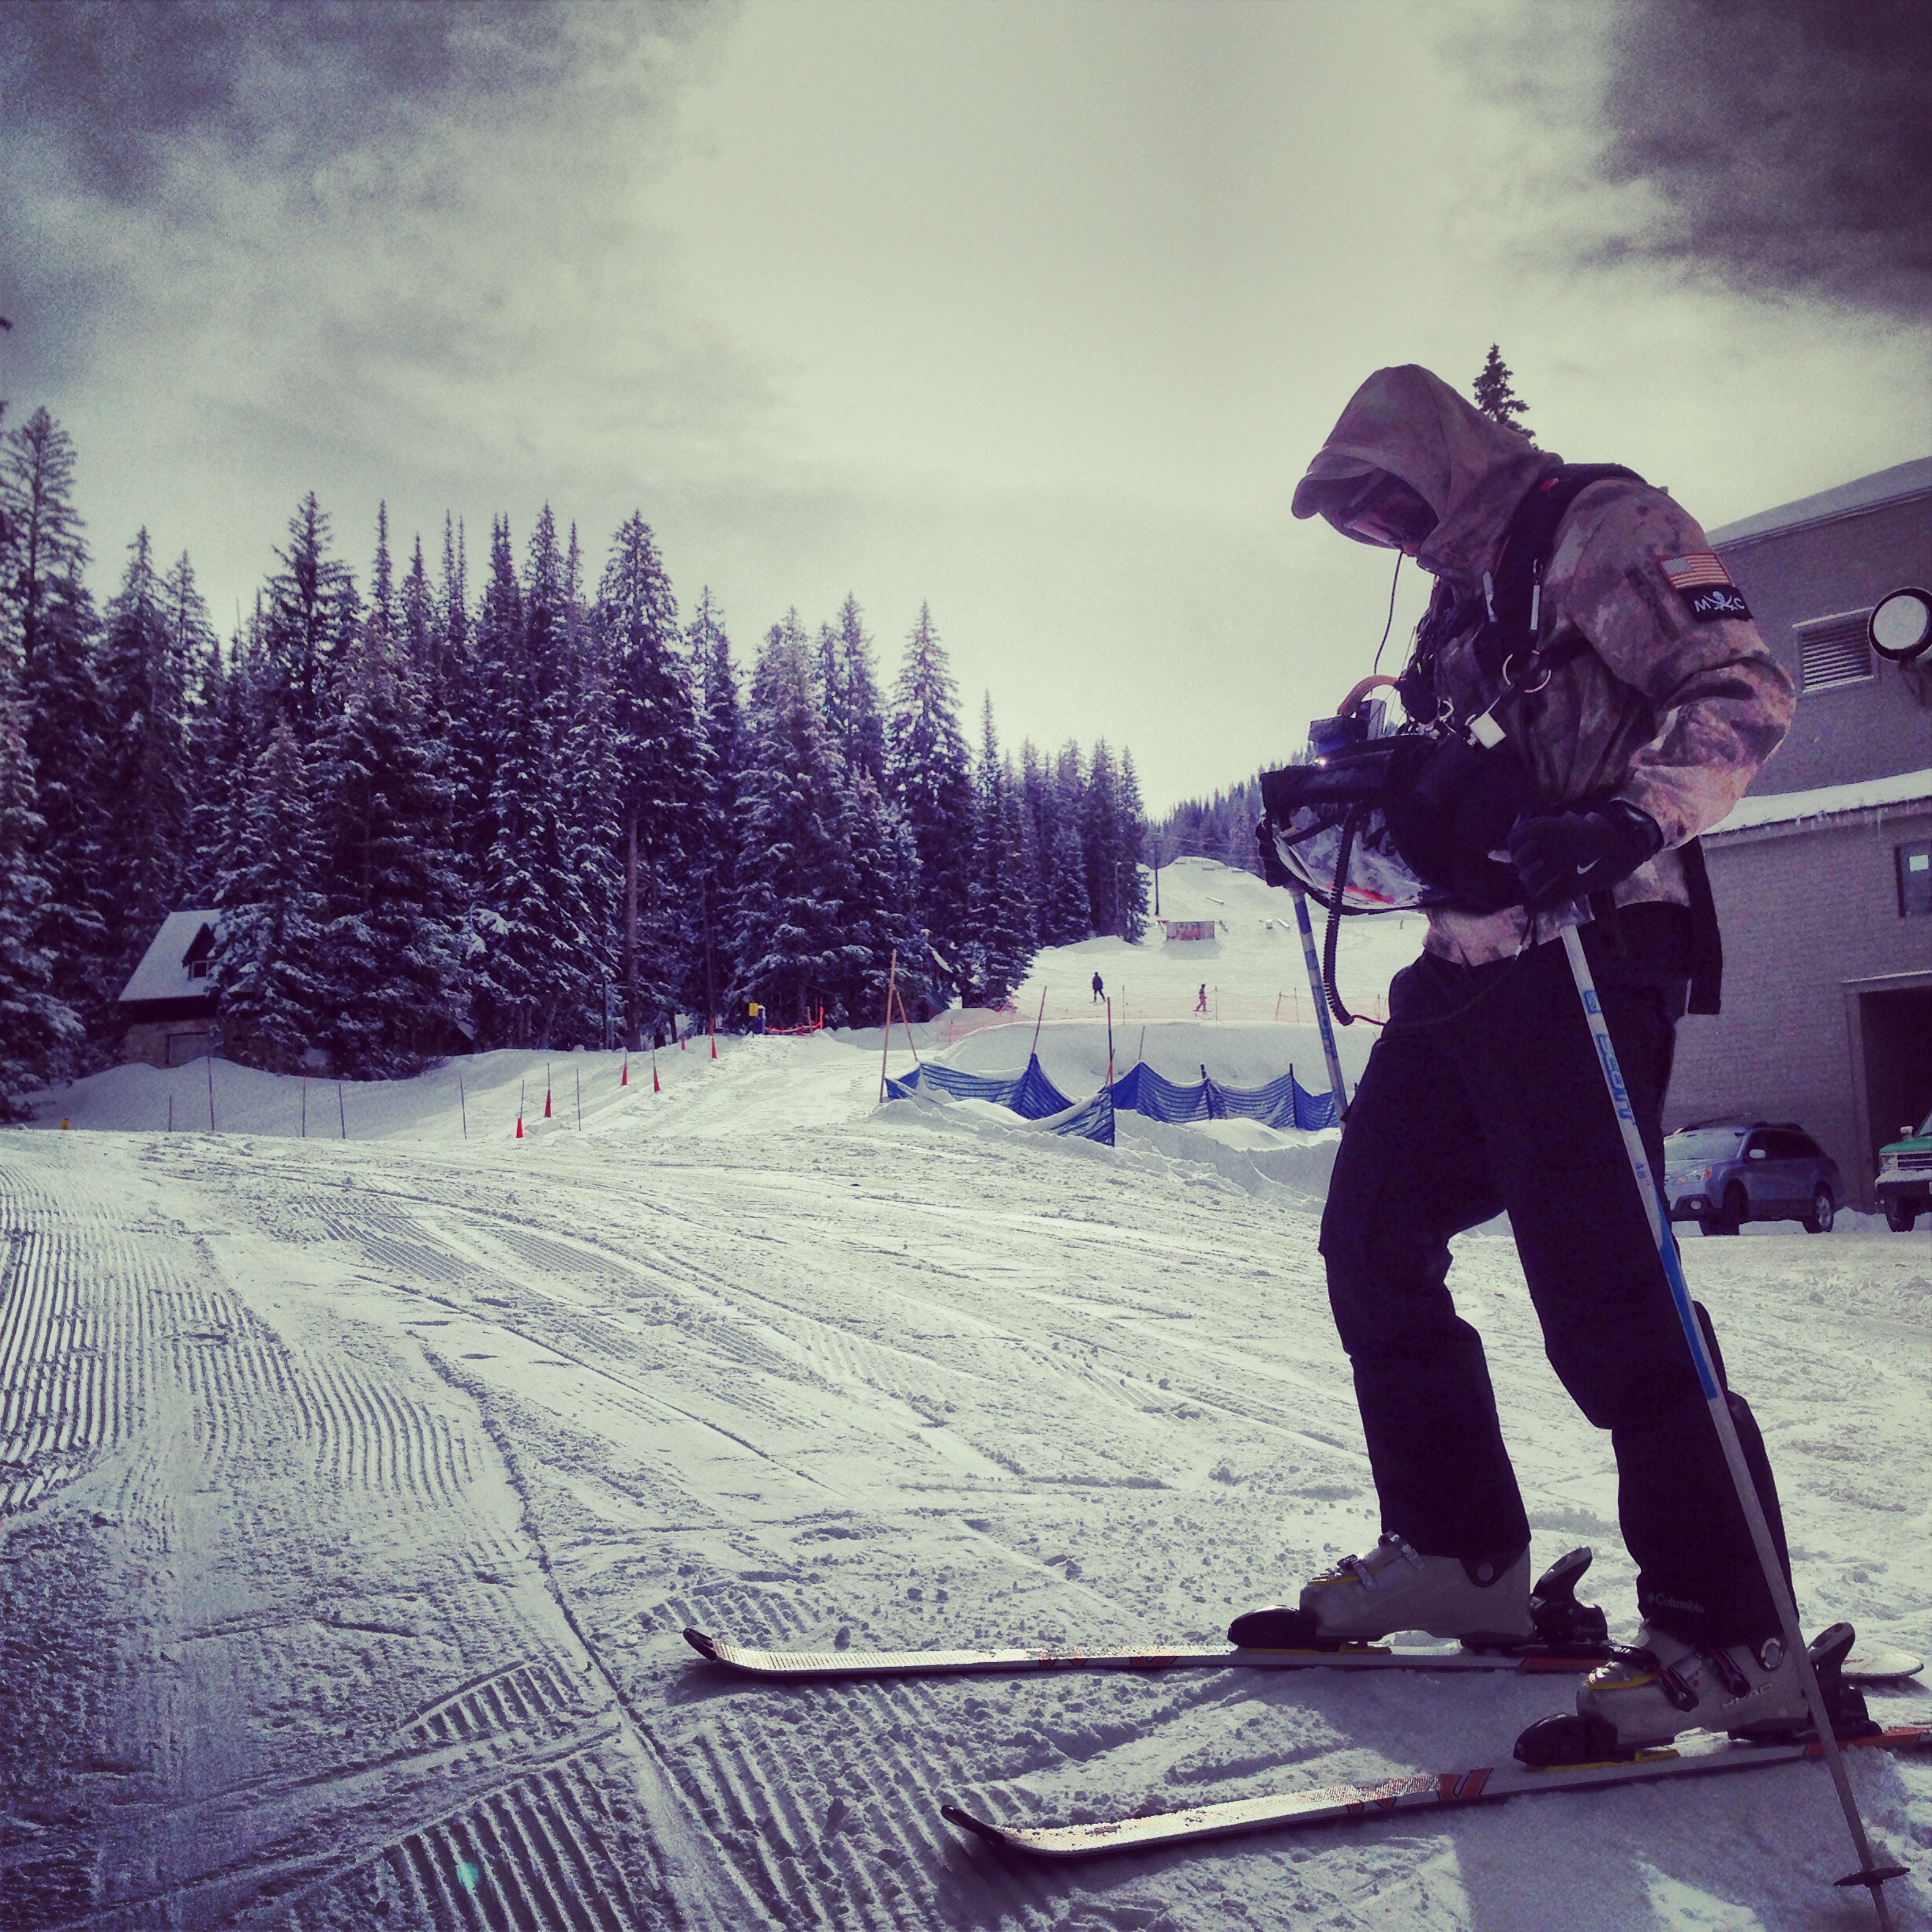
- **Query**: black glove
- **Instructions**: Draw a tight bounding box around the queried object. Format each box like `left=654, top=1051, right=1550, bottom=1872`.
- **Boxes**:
left=1256, top=814, right=1293, bottom=888
left=1506, top=799, right=1663, bottom=908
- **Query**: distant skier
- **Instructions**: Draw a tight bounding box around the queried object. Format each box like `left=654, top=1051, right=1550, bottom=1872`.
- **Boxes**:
left=1232, top=365, right=1799, bottom=1757
left=1091, top=972, right=1104, bottom=1004
left=1195, top=983, right=1208, bottom=1014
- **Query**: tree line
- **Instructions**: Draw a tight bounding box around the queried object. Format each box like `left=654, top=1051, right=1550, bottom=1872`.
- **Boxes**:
left=0, top=406, right=1148, bottom=1111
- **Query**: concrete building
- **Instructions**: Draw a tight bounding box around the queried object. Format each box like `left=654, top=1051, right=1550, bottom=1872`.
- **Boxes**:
left=118, top=910, right=222, bottom=1066
left=1666, top=459, right=1932, bottom=1210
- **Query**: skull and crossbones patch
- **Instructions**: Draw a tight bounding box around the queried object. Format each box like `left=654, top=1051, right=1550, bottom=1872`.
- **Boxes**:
left=1660, top=552, right=1752, bottom=623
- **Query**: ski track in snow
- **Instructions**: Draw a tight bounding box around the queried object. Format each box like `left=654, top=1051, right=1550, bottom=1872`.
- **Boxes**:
left=7, top=867, right=1932, bottom=1931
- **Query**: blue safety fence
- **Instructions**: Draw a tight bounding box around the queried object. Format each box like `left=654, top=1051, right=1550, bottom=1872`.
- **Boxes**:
left=883, top=1054, right=1336, bottom=1141
left=883, top=1053, right=1076, bottom=1118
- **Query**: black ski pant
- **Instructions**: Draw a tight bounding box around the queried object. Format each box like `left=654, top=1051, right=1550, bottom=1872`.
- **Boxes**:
left=1320, top=931, right=1791, bottom=1648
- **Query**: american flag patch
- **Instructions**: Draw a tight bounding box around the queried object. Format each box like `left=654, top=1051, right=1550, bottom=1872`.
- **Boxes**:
left=1661, top=551, right=1751, bottom=622
left=1660, top=552, right=1735, bottom=590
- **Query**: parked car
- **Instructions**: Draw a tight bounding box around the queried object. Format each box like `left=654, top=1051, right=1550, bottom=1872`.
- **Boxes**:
left=1875, top=1105, right=1932, bottom=1233
left=1663, top=1120, right=1843, bottom=1235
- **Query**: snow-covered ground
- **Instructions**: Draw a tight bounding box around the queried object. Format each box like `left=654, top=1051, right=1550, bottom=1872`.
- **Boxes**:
left=8, top=864, right=1931, bottom=1930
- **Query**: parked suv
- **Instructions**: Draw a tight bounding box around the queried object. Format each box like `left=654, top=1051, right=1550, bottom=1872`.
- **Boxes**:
left=1876, top=1105, right=1932, bottom=1233
left=1663, top=1121, right=1843, bottom=1236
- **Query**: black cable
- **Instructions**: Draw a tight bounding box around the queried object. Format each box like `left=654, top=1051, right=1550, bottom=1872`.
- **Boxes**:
left=1322, top=807, right=1365, bottom=1026
left=1369, top=551, right=1404, bottom=678
left=1379, top=944, right=1533, bottom=1034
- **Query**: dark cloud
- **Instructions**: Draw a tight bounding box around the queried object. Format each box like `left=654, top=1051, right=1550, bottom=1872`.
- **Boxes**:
left=0, top=2, right=668, bottom=204
left=1589, top=0, right=1932, bottom=317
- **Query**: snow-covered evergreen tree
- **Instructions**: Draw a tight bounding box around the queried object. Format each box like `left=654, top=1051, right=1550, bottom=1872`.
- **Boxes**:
left=400, top=534, right=437, bottom=690
left=730, top=617, right=866, bottom=1026
left=2, top=408, right=110, bottom=1064
left=1115, top=746, right=1151, bottom=942
left=842, top=769, right=939, bottom=1023
left=599, top=511, right=693, bottom=1046
left=1037, top=741, right=1092, bottom=945
left=98, top=531, right=199, bottom=994
left=1083, top=739, right=1130, bottom=938
left=886, top=603, right=973, bottom=978
left=212, top=724, right=326, bottom=1073
left=258, top=493, right=361, bottom=733
left=182, top=605, right=256, bottom=905
left=0, top=676, right=80, bottom=1112
left=687, top=589, right=740, bottom=1027
left=470, top=514, right=599, bottom=1048
left=833, top=594, right=887, bottom=789
left=309, top=622, right=466, bottom=1076
left=960, top=696, right=1036, bottom=1006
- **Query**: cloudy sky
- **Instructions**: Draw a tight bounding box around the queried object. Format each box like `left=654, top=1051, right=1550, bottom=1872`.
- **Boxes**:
left=4, top=0, right=1927, bottom=810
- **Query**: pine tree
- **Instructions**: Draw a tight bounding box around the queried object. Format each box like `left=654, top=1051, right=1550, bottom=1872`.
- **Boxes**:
left=2, top=408, right=110, bottom=1063
left=259, top=493, right=361, bottom=733
left=1083, top=739, right=1129, bottom=938
left=598, top=511, right=693, bottom=1047
left=837, top=595, right=887, bottom=788
left=400, top=534, right=437, bottom=690
left=842, top=769, right=939, bottom=1023
left=559, top=602, right=627, bottom=1045
left=1471, top=345, right=1535, bottom=442
left=470, top=516, right=598, bottom=1048
left=212, top=724, right=327, bottom=1073
left=960, top=696, right=1036, bottom=1006
left=182, top=605, right=256, bottom=905
left=886, top=603, right=973, bottom=979
left=98, top=531, right=198, bottom=993
left=0, top=679, right=81, bottom=1112
left=687, top=589, right=739, bottom=1028
left=309, top=623, right=466, bottom=1076
left=1039, top=741, right=1092, bottom=945
left=730, top=617, right=865, bottom=1026
left=1115, top=747, right=1151, bottom=942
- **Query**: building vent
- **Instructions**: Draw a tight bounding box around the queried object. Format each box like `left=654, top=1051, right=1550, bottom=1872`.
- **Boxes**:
left=1795, top=610, right=1874, bottom=691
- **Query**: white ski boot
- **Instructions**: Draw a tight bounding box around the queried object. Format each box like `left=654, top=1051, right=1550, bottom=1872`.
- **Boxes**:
left=1515, top=1622, right=1878, bottom=1765
left=1228, top=1533, right=1538, bottom=1649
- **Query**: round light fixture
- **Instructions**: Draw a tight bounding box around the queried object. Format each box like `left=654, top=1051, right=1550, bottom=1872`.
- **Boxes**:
left=1868, top=586, right=1932, bottom=663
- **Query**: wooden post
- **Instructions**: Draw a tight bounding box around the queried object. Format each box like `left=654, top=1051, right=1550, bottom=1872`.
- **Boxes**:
left=459, top=1069, right=466, bottom=1139
left=878, top=950, right=897, bottom=1103
left=1028, top=984, right=1047, bottom=1058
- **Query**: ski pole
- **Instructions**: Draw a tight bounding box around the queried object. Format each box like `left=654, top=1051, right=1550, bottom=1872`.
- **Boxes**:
left=1559, top=921, right=1901, bottom=1922
left=1287, top=882, right=1348, bottom=1121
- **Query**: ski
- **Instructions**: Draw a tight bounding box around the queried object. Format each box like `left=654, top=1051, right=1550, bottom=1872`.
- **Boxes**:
left=940, top=1724, right=1932, bottom=1860
left=683, top=1627, right=1922, bottom=1688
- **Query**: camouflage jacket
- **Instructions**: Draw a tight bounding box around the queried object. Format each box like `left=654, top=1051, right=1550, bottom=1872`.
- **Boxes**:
left=1295, top=365, right=1795, bottom=966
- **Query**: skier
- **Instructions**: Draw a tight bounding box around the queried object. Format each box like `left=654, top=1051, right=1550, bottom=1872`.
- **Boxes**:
left=1232, top=365, right=1803, bottom=1755
left=1091, top=971, right=1105, bottom=1003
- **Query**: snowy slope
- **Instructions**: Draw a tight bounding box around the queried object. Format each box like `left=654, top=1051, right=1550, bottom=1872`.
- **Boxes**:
left=7, top=894, right=1932, bottom=1930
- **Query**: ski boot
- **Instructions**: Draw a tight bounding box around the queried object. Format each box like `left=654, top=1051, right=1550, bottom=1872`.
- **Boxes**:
left=1227, top=1533, right=1541, bottom=1649
left=1515, top=1620, right=1879, bottom=1765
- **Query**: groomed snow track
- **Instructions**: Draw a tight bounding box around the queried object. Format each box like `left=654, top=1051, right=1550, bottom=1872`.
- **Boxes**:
left=5, top=1005, right=1930, bottom=1931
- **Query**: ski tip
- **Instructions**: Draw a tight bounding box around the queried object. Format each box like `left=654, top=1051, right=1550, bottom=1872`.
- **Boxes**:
left=683, top=1628, right=721, bottom=1662
left=941, top=1804, right=1007, bottom=1844
left=1846, top=1649, right=1923, bottom=1685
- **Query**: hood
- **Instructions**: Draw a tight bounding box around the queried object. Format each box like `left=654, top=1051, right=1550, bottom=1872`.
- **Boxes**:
left=1293, top=365, right=1562, bottom=583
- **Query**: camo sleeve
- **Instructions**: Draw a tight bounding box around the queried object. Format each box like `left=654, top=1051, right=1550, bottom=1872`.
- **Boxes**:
left=1543, top=484, right=1796, bottom=848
